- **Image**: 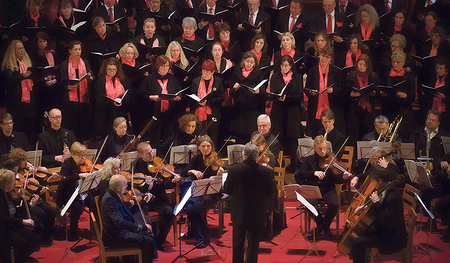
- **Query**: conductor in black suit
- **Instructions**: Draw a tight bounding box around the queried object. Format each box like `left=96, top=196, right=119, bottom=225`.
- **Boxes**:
left=101, top=174, right=158, bottom=262
left=223, top=143, right=275, bottom=263
left=275, top=0, right=309, bottom=53
left=0, top=113, right=29, bottom=156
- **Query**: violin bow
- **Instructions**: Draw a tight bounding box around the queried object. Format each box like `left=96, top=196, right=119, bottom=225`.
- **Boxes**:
left=90, top=135, right=109, bottom=173
left=202, top=135, right=233, bottom=174
left=131, top=165, right=149, bottom=225
left=323, top=136, right=350, bottom=173
left=32, top=141, right=39, bottom=179
left=256, top=133, right=280, bottom=163
left=154, top=141, right=174, bottom=176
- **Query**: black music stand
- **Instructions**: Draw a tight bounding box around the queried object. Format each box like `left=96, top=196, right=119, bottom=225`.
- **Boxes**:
left=59, top=183, right=81, bottom=263
left=414, top=192, right=436, bottom=263
left=172, top=178, right=224, bottom=262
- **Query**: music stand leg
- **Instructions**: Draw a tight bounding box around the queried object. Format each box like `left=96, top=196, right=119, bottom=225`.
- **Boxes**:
left=172, top=215, right=190, bottom=263
left=299, top=223, right=324, bottom=262
left=59, top=219, right=78, bottom=263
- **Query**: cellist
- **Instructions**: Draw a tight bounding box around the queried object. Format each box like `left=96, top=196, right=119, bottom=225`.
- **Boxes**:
left=294, top=135, right=351, bottom=240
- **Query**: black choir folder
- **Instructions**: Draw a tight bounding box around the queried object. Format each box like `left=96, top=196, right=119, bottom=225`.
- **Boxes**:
left=239, top=79, right=268, bottom=92
left=198, top=9, right=229, bottom=23
left=267, top=83, right=289, bottom=97
left=107, top=89, right=129, bottom=104
left=159, top=86, right=190, bottom=100
left=343, top=83, right=377, bottom=97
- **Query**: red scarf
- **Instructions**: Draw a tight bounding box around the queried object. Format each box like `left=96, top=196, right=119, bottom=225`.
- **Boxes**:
left=433, top=73, right=447, bottom=112
left=221, top=40, right=230, bottom=51
left=425, top=25, right=435, bottom=33
left=140, top=36, right=159, bottom=47
left=389, top=68, right=405, bottom=77
left=316, top=64, right=330, bottom=119
left=59, top=16, right=75, bottom=28
left=281, top=48, right=295, bottom=59
left=394, top=25, right=402, bottom=33
left=345, top=49, right=361, bottom=67
left=251, top=49, right=262, bottom=62
left=99, top=32, right=106, bottom=40
left=30, top=11, right=40, bottom=27
left=360, top=23, right=373, bottom=40
left=282, top=71, right=293, bottom=84
left=158, top=79, right=169, bottom=112
left=356, top=70, right=371, bottom=112
left=18, top=60, right=33, bottom=103
left=68, top=56, right=89, bottom=103
left=195, top=76, right=213, bottom=121
left=430, top=45, right=438, bottom=56
left=105, top=75, right=125, bottom=99
left=172, top=56, right=180, bottom=63
left=44, top=51, right=55, bottom=66
left=182, top=33, right=195, bottom=41
left=242, top=68, right=253, bottom=78
left=121, top=58, right=135, bottom=67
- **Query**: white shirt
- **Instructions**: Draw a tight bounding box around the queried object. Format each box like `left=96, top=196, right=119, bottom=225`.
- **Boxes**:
left=249, top=10, right=259, bottom=26
left=289, top=14, right=300, bottom=31
left=105, top=5, right=115, bottom=21
left=425, top=0, right=436, bottom=7
left=326, top=10, right=335, bottom=33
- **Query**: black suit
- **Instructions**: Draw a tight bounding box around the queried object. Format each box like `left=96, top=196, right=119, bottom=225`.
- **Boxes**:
left=275, top=13, right=309, bottom=52
left=223, top=159, right=275, bottom=263
left=101, top=189, right=158, bottom=262
left=235, top=9, right=272, bottom=51
left=92, top=5, right=129, bottom=44
left=38, top=127, right=76, bottom=168
left=351, top=185, right=407, bottom=263
left=0, top=131, right=29, bottom=156
left=309, top=10, right=348, bottom=51
left=336, top=1, right=359, bottom=17
left=194, top=4, right=228, bottom=41
left=371, top=0, right=404, bottom=17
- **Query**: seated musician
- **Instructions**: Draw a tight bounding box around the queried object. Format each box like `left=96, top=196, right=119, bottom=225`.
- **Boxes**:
left=0, top=168, right=41, bottom=262
left=350, top=167, right=407, bottom=263
left=101, top=174, right=158, bottom=262
left=38, top=108, right=76, bottom=168
left=99, top=117, right=135, bottom=163
left=250, top=114, right=283, bottom=159
left=0, top=113, right=29, bottom=156
left=316, top=109, right=345, bottom=154
left=250, top=133, right=277, bottom=168
left=433, top=159, right=450, bottom=242
left=56, top=142, right=89, bottom=241
left=362, top=115, right=392, bottom=141
left=8, top=148, right=58, bottom=246
left=294, top=135, right=351, bottom=240
left=350, top=146, right=401, bottom=189
left=99, top=157, right=121, bottom=197
left=132, top=142, right=181, bottom=251
left=180, top=135, right=225, bottom=248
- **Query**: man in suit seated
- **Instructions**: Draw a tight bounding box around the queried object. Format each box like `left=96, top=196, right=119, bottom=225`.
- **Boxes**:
left=0, top=113, right=29, bottom=156
left=101, top=174, right=158, bottom=262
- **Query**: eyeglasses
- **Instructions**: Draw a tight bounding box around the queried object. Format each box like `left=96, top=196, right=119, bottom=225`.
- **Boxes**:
left=50, top=116, right=62, bottom=120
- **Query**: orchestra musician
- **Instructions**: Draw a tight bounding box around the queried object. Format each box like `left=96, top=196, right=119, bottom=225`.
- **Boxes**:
left=294, top=135, right=351, bottom=239
left=158, top=113, right=197, bottom=160
left=56, top=141, right=90, bottom=241
left=38, top=108, right=76, bottom=168
left=99, top=157, right=121, bottom=196
left=223, top=143, right=275, bottom=263
left=99, top=117, right=135, bottom=163
left=251, top=133, right=277, bottom=168
left=0, top=113, right=29, bottom=156
left=433, top=156, right=450, bottom=242
left=362, top=115, right=390, bottom=141
left=350, top=166, right=407, bottom=263
left=180, top=135, right=225, bottom=248
left=101, top=174, right=158, bottom=262
left=317, top=109, right=345, bottom=154
left=250, top=114, right=283, bottom=160
left=0, top=168, right=41, bottom=263
left=132, top=142, right=181, bottom=251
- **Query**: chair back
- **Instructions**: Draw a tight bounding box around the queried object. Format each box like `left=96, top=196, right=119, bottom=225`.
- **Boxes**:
left=277, top=150, right=284, bottom=168
left=340, top=146, right=354, bottom=172
left=26, top=150, right=43, bottom=167
left=95, top=196, right=103, bottom=236
left=273, top=167, right=285, bottom=197
left=402, top=184, right=420, bottom=212
left=90, top=212, right=106, bottom=252
left=227, top=144, right=245, bottom=165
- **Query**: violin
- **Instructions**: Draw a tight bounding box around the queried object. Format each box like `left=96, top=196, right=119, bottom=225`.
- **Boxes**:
left=319, top=152, right=348, bottom=175
left=18, top=170, right=56, bottom=195
left=121, top=171, right=162, bottom=185
left=203, top=151, right=223, bottom=171
left=149, top=157, right=177, bottom=178
left=257, top=153, right=272, bottom=169
left=79, top=158, right=103, bottom=173
left=122, top=188, right=146, bottom=203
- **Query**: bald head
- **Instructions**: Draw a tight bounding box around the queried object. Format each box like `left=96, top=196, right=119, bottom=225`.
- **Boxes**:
left=49, top=108, right=62, bottom=130
left=109, top=174, right=127, bottom=195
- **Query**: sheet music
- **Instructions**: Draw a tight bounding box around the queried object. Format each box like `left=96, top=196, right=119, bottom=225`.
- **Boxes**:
left=174, top=186, right=192, bottom=216
left=60, top=184, right=81, bottom=216
left=295, top=191, right=318, bottom=217
left=414, top=192, right=435, bottom=219
left=222, top=172, right=228, bottom=188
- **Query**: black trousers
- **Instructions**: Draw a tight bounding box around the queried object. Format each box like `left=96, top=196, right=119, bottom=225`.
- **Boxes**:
left=31, top=201, right=57, bottom=242
left=146, top=204, right=174, bottom=245
left=10, top=227, right=42, bottom=262
left=185, top=195, right=212, bottom=242
left=350, top=225, right=383, bottom=263
left=232, top=222, right=263, bottom=263
left=307, top=190, right=339, bottom=233
left=436, top=194, right=450, bottom=226
left=421, top=183, right=444, bottom=215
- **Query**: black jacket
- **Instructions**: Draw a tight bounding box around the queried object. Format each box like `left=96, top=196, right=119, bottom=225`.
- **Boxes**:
left=234, top=9, right=272, bottom=51
left=38, top=127, right=76, bottom=168
left=275, top=13, right=309, bottom=52
left=0, top=131, right=29, bottom=156
left=99, top=133, right=135, bottom=163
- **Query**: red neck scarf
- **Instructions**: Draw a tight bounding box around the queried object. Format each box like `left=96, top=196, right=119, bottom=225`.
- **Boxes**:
left=221, top=40, right=230, bottom=51
left=140, top=36, right=159, bottom=47
left=346, top=49, right=361, bottom=67
left=389, top=67, right=405, bottom=77
left=281, top=48, right=295, bottom=58
left=59, top=15, right=75, bottom=28
left=121, top=58, right=135, bottom=67
left=360, top=23, right=373, bottom=40
left=44, top=51, right=55, bottom=67
left=18, top=60, right=33, bottom=103
left=394, top=24, right=402, bottom=33
left=68, top=56, right=89, bottom=103
left=282, top=71, right=293, bottom=84
left=30, top=11, right=40, bottom=27
left=433, top=73, right=448, bottom=112
left=356, top=70, right=371, bottom=111
left=316, top=64, right=330, bottom=119
left=182, top=33, right=195, bottom=41
left=425, top=25, right=435, bottom=33
left=157, top=79, right=169, bottom=112
left=105, top=75, right=125, bottom=99
left=172, top=56, right=180, bottom=63
left=99, top=32, right=106, bottom=40
left=242, top=67, right=253, bottom=78
left=430, top=45, right=438, bottom=56
left=251, top=49, right=262, bottom=62
left=195, top=76, right=214, bottom=121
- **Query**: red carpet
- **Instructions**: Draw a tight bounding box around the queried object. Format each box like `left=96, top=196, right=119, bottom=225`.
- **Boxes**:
left=31, top=201, right=450, bottom=262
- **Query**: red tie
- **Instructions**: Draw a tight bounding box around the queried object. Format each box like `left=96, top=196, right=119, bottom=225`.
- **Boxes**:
left=108, top=8, right=113, bottom=23
left=249, top=13, right=254, bottom=26
left=146, top=0, right=150, bottom=8
left=289, top=16, right=296, bottom=32
left=340, top=5, right=345, bottom=14
left=327, top=14, right=332, bottom=33
left=229, top=0, right=232, bottom=6
left=386, top=0, right=391, bottom=12
left=74, top=0, right=79, bottom=8
left=187, top=0, right=192, bottom=8
left=428, top=0, right=432, bottom=6
left=272, top=0, right=277, bottom=8
left=208, top=8, right=214, bottom=39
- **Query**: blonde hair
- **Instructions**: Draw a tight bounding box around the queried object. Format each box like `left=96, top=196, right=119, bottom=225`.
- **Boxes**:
left=369, top=146, right=395, bottom=164
left=0, top=169, right=15, bottom=190
left=279, top=32, right=296, bottom=49
left=70, top=141, right=87, bottom=156
left=102, top=157, right=121, bottom=180
left=119, top=43, right=139, bottom=60
left=165, top=41, right=189, bottom=69
left=314, top=135, right=326, bottom=146
left=1, top=40, right=32, bottom=71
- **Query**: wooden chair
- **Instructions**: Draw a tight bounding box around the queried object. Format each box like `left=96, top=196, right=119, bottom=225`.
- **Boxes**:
left=10, top=247, right=14, bottom=263
left=90, top=212, right=142, bottom=263
left=268, top=151, right=286, bottom=237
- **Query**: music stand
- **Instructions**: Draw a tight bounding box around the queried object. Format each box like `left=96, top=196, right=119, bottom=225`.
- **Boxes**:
left=414, top=192, right=436, bottom=263
left=397, top=143, right=416, bottom=160
left=227, top=144, right=244, bottom=165
left=172, top=178, right=224, bottom=262
left=297, top=139, right=332, bottom=160
left=442, top=136, right=450, bottom=154
left=80, top=171, right=102, bottom=193
left=170, top=145, right=198, bottom=165
left=356, top=141, right=391, bottom=159
left=59, top=184, right=81, bottom=263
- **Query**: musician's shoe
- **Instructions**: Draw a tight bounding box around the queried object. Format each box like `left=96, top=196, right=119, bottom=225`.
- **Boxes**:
left=68, top=233, right=79, bottom=242
left=440, top=227, right=450, bottom=241
left=157, top=243, right=167, bottom=251
left=41, top=239, right=54, bottom=247
left=195, top=240, right=210, bottom=248
left=306, top=228, right=322, bottom=240
left=179, top=232, right=194, bottom=240
left=417, top=221, right=437, bottom=232
left=324, top=228, right=333, bottom=239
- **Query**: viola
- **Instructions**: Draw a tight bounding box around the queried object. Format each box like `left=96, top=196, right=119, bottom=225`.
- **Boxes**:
left=149, top=157, right=177, bottom=178
left=122, top=188, right=147, bottom=203
left=79, top=158, right=103, bottom=173
left=203, top=151, right=223, bottom=171
left=319, top=152, right=348, bottom=175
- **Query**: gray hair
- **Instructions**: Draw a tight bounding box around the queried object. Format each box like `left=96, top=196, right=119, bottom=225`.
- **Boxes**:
left=242, top=143, right=259, bottom=161
left=374, top=115, right=389, bottom=125
left=390, top=34, right=406, bottom=49
left=355, top=4, right=379, bottom=28
left=113, top=117, right=127, bottom=129
left=102, top=157, right=121, bottom=180
left=182, top=17, right=198, bottom=31
left=0, top=169, right=15, bottom=190
left=391, top=51, right=406, bottom=62
left=257, top=114, right=271, bottom=124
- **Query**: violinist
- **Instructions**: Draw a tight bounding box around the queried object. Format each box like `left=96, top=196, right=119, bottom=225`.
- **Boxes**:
left=294, top=135, right=351, bottom=240
left=251, top=133, right=277, bottom=168
left=56, top=142, right=90, bottom=241
left=350, top=167, right=407, bottom=263
left=0, top=169, right=41, bottom=262
left=38, top=108, right=76, bottom=168
left=99, top=117, right=135, bottom=163
left=132, top=142, right=181, bottom=251
left=181, top=135, right=225, bottom=248
left=0, top=113, right=29, bottom=156
left=99, top=157, right=122, bottom=196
